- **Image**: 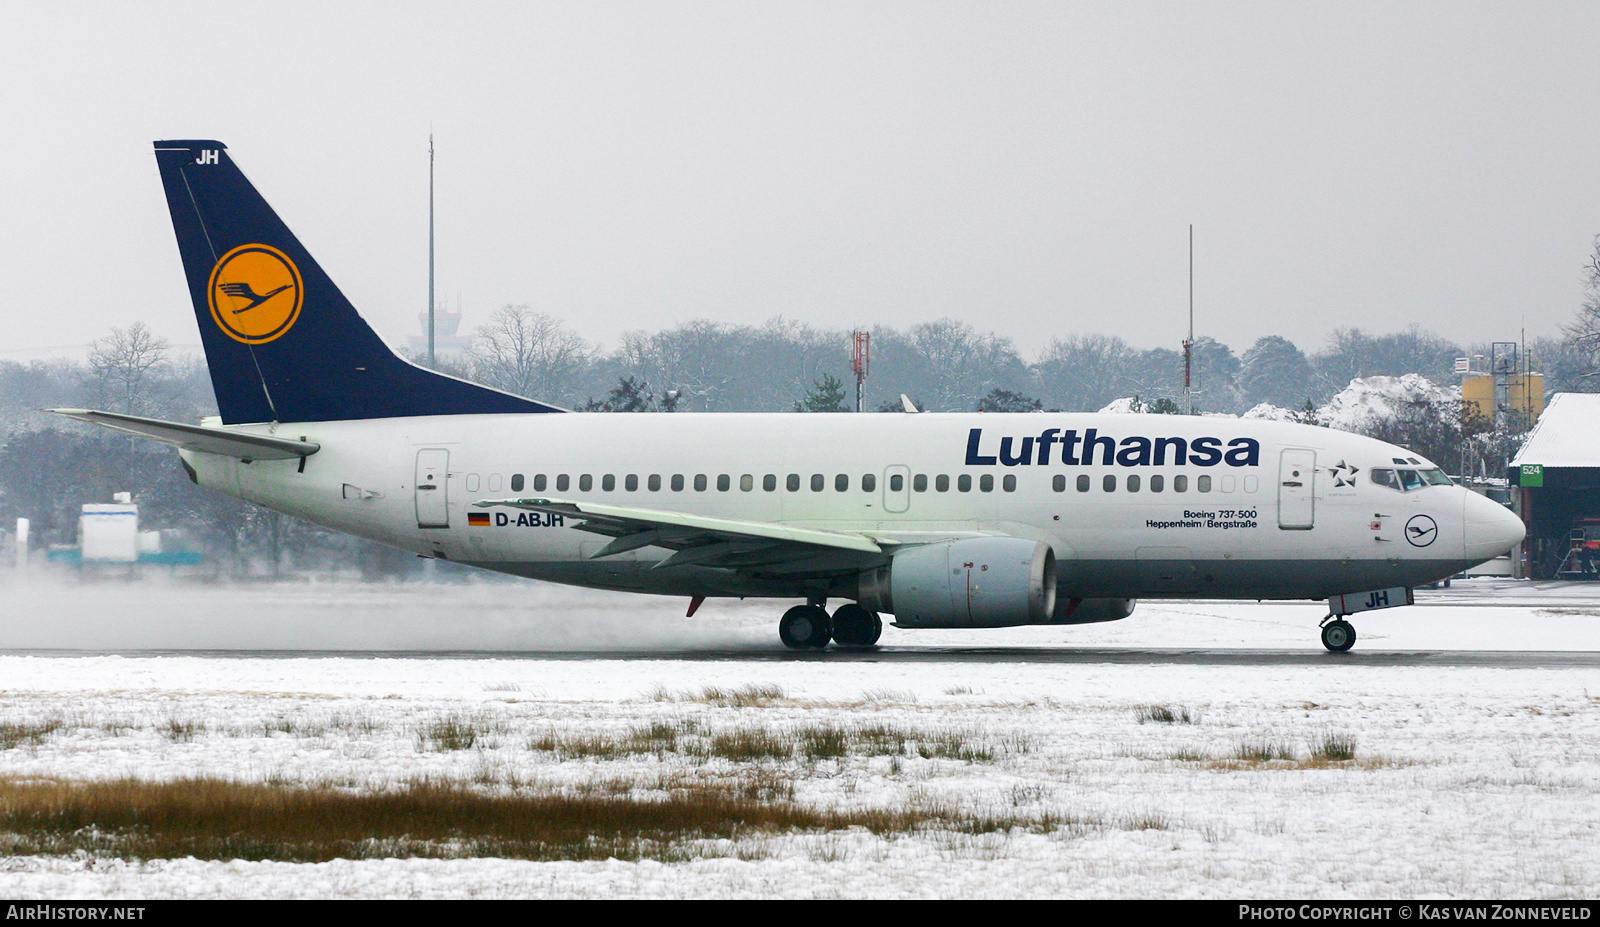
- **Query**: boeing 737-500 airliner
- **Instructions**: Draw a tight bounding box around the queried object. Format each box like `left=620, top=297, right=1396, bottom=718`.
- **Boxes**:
left=53, top=141, right=1525, bottom=651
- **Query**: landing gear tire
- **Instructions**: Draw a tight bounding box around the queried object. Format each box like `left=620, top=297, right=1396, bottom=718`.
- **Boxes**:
left=830, top=603, right=882, bottom=648
left=779, top=605, right=833, bottom=650
left=1321, top=619, right=1356, bottom=653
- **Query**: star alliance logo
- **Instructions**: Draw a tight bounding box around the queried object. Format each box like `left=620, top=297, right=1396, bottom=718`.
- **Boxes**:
left=1330, top=460, right=1359, bottom=487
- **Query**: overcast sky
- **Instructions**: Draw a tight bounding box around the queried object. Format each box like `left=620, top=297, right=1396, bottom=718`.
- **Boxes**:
left=3, top=1, right=1598, bottom=364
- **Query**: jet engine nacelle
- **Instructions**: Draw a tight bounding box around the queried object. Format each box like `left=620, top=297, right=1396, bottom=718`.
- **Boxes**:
left=859, top=537, right=1057, bottom=628
left=1050, top=596, right=1137, bottom=625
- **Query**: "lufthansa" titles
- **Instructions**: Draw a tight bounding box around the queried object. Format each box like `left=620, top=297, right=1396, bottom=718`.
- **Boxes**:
left=964, top=427, right=1261, bottom=468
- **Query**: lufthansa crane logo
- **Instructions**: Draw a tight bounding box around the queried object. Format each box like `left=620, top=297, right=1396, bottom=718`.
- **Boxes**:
left=207, top=244, right=303, bottom=344
left=1405, top=514, right=1439, bottom=548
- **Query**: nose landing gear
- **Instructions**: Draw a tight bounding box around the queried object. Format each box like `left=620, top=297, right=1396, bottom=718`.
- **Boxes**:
left=778, top=601, right=882, bottom=650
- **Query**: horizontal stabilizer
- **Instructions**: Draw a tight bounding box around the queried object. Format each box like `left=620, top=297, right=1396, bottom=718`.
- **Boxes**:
left=48, top=409, right=320, bottom=461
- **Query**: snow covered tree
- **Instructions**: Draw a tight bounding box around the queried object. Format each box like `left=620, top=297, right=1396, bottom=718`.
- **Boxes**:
left=582, top=376, right=656, bottom=412
left=1239, top=335, right=1320, bottom=408
left=976, top=388, right=1043, bottom=413
left=794, top=374, right=850, bottom=412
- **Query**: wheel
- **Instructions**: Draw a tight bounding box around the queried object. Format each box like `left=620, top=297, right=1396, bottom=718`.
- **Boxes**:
left=779, top=605, right=832, bottom=650
left=830, top=603, right=882, bottom=647
left=1321, top=620, right=1356, bottom=653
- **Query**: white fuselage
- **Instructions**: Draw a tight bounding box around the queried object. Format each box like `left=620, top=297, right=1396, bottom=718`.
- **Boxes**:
left=181, top=411, right=1523, bottom=602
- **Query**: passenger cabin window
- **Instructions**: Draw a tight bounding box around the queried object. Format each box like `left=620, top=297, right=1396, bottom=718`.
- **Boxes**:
left=958, top=475, right=972, bottom=492
left=889, top=474, right=904, bottom=492
left=625, top=474, right=638, bottom=491
left=1103, top=474, right=1116, bottom=492
left=936, top=475, right=949, bottom=492
left=1174, top=475, right=1188, bottom=492
left=763, top=475, right=777, bottom=491
left=741, top=474, right=754, bottom=492
left=980, top=475, right=994, bottom=492
left=466, top=473, right=481, bottom=493
left=1150, top=475, right=1164, bottom=493
left=533, top=474, right=547, bottom=492
left=786, top=474, right=800, bottom=492
left=913, top=474, right=928, bottom=492
left=1127, top=475, right=1140, bottom=492
left=694, top=474, right=707, bottom=491
left=1003, top=475, right=1016, bottom=492
left=579, top=474, right=593, bottom=492
left=862, top=473, right=877, bottom=492
left=1197, top=475, right=1211, bottom=492
left=556, top=474, right=570, bottom=492
left=1077, top=474, right=1090, bottom=492
left=716, top=474, right=730, bottom=491
left=648, top=475, right=662, bottom=492
left=1052, top=475, right=1065, bottom=492
left=489, top=474, right=503, bottom=492
left=602, top=474, right=616, bottom=492
left=811, top=474, right=825, bottom=492
left=835, top=474, right=849, bottom=491
left=672, top=474, right=685, bottom=492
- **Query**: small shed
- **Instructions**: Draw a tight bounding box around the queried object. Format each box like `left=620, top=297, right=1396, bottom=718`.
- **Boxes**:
left=1508, top=393, right=1600, bottom=578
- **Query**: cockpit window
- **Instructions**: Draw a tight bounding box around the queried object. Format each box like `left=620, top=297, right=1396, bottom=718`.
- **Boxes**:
left=1372, top=466, right=1452, bottom=492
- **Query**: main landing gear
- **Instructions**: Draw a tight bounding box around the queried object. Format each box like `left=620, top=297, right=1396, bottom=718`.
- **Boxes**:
left=778, top=600, right=882, bottom=650
left=1319, top=616, right=1357, bottom=653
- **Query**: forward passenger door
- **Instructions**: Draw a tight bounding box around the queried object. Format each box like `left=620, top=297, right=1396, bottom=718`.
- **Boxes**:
left=1277, top=448, right=1315, bottom=530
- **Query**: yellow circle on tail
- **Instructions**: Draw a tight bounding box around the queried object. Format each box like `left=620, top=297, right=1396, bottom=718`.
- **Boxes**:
left=207, top=244, right=304, bottom=344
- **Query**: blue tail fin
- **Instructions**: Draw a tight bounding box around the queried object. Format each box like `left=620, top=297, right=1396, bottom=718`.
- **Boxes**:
left=153, top=140, right=561, bottom=424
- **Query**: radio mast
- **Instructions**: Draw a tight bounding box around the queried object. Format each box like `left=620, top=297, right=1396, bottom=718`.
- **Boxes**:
left=1183, top=224, right=1194, bottom=415
left=428, top=132, right=436, bottom=366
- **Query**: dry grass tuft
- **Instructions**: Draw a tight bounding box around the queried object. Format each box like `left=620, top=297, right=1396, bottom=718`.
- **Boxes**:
left=416, top=714, right=496, bottom=752
left=0, top=719, right=64, bottom=750
left=1136, top=705, right=1199, bottom=725
left=160, top=718, right=203, bottom=743
left=695, top=684, right=786, bottom=707
left=0, top=775, right=994, bottom=863
left=1233, top=738, right=1296, bottom=763
left=1310, top=731, right=1358, bottom=762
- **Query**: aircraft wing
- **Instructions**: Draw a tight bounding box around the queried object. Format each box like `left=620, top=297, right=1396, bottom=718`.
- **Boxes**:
left=476, top=496, right=890, bottom=573
left=48, top=409, right=321, bottom=461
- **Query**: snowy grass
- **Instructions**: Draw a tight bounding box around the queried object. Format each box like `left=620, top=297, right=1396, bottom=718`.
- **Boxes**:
left=0, top=581, right=1596, bottom=897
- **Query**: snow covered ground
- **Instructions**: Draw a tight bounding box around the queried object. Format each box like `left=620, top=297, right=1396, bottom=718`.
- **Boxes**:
left=0, top=575, right=1596, bottom=898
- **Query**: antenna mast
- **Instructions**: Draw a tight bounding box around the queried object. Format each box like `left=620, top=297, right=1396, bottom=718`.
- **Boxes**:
left=1183, top=224, right=1194, bottom=414
left=428, top=132, right=436, bottom=366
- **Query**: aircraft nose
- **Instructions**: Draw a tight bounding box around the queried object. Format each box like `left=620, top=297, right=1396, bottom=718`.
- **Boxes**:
left=1462, top=490, right=1524, bottom=563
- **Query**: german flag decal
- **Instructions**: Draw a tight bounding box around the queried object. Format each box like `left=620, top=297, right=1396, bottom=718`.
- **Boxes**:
left=468, top=512, right=491, bottom=527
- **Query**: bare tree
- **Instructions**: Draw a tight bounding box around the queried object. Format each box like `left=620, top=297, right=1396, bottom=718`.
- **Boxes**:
left=1561, top=235, right=1600, bottom=387
left=87, top=322, right=172, bottom=417
left=466, top=306, right=592, bottom=403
